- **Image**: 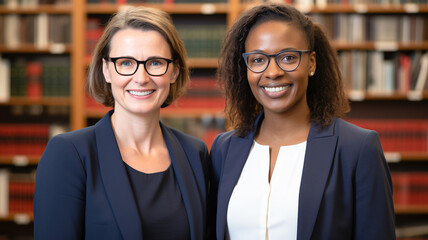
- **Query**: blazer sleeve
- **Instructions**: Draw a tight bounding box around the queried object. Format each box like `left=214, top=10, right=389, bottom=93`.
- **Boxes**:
left=354, top=131, right=395, bottom=240
left=34, top=135, right=86, bottom=240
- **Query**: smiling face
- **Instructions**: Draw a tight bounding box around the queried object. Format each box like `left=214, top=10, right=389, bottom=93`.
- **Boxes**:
left=245, top=20, right=316, bottom=116
left=103, top=28, right=178, bottom=116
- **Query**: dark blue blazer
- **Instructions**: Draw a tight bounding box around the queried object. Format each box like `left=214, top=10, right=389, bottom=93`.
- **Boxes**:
left=34, top=110, right=210, bottom=240
left=209, top=113, right=395, bottom=240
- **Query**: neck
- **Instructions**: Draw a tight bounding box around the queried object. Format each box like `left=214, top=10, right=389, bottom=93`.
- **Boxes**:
left=256, top=107, right=311, bottom=146
left=110, top=108, right=163, bottom=153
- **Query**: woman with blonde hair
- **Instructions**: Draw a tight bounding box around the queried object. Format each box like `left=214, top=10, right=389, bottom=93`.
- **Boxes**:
left=34, top=6, right=209, bottom=239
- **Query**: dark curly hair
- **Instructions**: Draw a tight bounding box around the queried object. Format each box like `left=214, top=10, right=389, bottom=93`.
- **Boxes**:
left=217, top=3, right=350, bottom=137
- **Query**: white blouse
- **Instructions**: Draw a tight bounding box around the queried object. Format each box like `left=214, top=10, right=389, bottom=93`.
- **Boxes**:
left=226, top=140, right=307, bottom=240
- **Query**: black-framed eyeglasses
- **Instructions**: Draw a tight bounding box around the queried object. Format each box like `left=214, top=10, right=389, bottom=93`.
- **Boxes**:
left=242, top=50, right=312, bottom=73
left=104, top=57, right=173, bottom=76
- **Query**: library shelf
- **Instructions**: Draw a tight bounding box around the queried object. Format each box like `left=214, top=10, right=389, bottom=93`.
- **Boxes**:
left=346, top=91, right=428, bottom=101
left=241, top=3, right=428, bottom=14
left=385, top=152, right=428, bottom=162
left=0, top=44, right=72, bottom=54
left=0, top=213, right=33, bottom=224
left=332, top=42, right=428, bottom=51
left=85, top=107, right=224, bottom=119
left=0, top=97, right=71, bottom=106
left=0, top=5, right=71, bottom=14
left=86, top=3, right=229, bottom=14
left=0, top=155, right=40, bottom=166
left=395, top=205, right=428, bottom=214
left=188, top=58, right=218, bottom=69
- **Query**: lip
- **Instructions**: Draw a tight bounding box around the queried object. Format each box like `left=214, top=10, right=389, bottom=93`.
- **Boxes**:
left=260, top=83, right=292, bottom=98
left=127, top=89, right=155, bottom=99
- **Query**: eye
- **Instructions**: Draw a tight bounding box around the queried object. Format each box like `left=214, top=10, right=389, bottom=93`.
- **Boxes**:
left=248, top=54, right=267, bottom=65
left=147, top=58, right=166, bottom=68
left=279, top=52, right=299, bottom=64
left=117, top=58, right=135, bottom=68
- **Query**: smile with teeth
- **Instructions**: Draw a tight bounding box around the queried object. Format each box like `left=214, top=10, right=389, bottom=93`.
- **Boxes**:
left=263, top=85, right=290, bottom=93
left=128, top=90, right=154, bottom=96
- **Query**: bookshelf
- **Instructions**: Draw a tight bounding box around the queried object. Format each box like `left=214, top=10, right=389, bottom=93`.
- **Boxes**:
left=0, top=0, right=428, bottom=239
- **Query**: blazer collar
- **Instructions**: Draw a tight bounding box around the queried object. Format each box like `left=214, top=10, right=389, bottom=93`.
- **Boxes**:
left=95, top=110, right=203, bottom=240
left=217, top=112, right=338, bottom=240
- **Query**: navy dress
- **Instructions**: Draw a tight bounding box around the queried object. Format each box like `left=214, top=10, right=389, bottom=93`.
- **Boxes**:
left=125, top=163, right=190, bottom=240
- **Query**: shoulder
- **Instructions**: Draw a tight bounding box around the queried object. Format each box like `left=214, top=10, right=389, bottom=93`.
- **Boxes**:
left=211, top=130, right=237, bottom=150
left=41, top=125, right=97, bottom=165
left=334, top=118, right=384, bottom=162
left=335, top=118, right=379, bottom=143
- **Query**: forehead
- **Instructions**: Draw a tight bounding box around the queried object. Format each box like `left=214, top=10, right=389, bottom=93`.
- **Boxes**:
left=245, top=20, right=308, bottom=52
left=109, top=28, right=171, bottom=57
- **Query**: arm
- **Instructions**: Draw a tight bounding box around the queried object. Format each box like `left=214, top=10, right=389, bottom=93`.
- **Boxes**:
left=354, top=131, right=396, bottom=240
left=34, top=135, right=86, bottom=240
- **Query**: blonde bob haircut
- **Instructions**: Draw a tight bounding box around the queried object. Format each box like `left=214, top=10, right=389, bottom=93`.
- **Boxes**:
left=87, top=6, right=189, bottom=108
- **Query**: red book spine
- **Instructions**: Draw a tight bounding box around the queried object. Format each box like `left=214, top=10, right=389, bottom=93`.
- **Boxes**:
left=26, top=62, right=43, bottom=100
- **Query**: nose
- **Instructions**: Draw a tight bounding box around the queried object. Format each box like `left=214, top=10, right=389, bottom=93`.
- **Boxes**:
left=132, top=64, right=150, bottom=84
left=264, top=58, right=284, bottom=79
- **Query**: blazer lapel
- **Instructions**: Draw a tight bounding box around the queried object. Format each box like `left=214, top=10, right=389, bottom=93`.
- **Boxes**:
left=216, top=114, right=263, bottom=239
left=161, top=123, right=204, bottom=240
left=95, top=111, right=143, bottom=239
left=297, top=119, right=338, bottom=240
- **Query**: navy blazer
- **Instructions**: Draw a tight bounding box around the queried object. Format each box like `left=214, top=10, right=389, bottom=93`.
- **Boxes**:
left=34, top=110, right=210, bottom=240
left=209, top=113, right=395, bottom=240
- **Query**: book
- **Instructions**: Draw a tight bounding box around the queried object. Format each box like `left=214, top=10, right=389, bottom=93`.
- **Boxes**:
left=0, top=55, right=10, bottom=103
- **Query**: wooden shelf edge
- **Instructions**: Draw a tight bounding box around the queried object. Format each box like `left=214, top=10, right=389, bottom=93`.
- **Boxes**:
left=0, top=155, right=40, bottom=165
left=347, top=91, right=428, bottom=101
left=0, top=4, right=71, bottom=14
left=86, top=3, right=228, bottom=14
left=0, top=213, right=33, bottom=223
left=86, top=107, right=224, bottom=119
left=0, top=97, right=71, bottom=106
left=333, top=41, right=428, bottom=51
left=0, top=44, right=72, bottom=54
left=241, top=3, right=428, bottom=13
left=395, top=205, right=428, bottom=214
left=188, top=58, right=218, bottom=68
left=385, top=152, right=428, bottom=162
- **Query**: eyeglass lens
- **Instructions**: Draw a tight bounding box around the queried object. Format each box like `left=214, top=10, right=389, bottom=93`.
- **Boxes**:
left=114, top=58, right=169, bottom=76
left=245, top=51, right=302, bottom=73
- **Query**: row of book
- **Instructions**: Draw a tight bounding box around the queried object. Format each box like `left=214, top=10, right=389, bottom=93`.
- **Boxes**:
left=0, top=123, right=50, bottom=155
left=86, top=18, right=226, bottom=62
left=311, top=14, right=428, bottom=44
left=0, top=14, right=70, bottom=48
left=347, top=119, right=428, bottom=153
left=0, top=170, right=35, bottom=217
left=392, top=172, right=428, bottom=206
left=0, top=56, right=70, bottom=102
left=339, top=51, right=428, bottom=95
left=176, top=24, right=226, bottom=58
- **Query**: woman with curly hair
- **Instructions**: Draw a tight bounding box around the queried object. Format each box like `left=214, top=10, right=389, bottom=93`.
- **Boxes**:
left=209, top=3, right=395, bottom=239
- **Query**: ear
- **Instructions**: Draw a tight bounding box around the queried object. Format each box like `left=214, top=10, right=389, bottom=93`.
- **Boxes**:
left=170, top=63, right=179, bottom=84
left=309, top=51, right=316, bottom=76
left=102, top=58, right=112, bottom=83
